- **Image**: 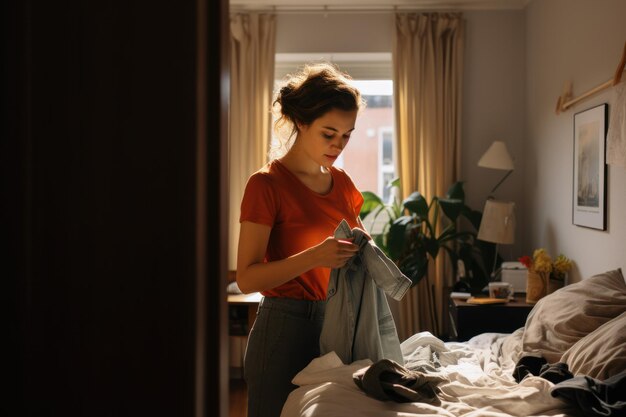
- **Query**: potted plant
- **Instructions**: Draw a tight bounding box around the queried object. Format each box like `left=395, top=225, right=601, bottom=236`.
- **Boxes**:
left=360, top=180, right=492, bottom=294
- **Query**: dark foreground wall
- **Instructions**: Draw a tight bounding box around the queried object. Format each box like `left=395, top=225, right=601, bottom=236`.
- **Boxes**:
left=2, top=0, right=229, bottom=415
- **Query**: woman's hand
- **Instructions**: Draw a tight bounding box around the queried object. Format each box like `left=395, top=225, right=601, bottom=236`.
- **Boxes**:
left=237, top=221, right=361, bottom=294
left=312, top=237, right=360, bottom=269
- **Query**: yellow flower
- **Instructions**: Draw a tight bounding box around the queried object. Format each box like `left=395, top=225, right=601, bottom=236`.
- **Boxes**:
left=522, top=248, right=573, bottom=279
left=552, top=254, right=572, bottom=279
left=533, top=248, right=553, bottom=273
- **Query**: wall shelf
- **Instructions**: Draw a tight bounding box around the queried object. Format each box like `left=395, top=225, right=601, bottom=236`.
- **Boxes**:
left=555, top=41, right=626, bottom=115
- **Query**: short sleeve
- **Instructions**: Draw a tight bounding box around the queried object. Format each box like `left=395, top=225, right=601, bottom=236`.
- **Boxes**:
left=239, top=173, right=279, bottom=227
left=342, top=169, right=364, bottom=217
left=352, top=184, right=364, bottom=216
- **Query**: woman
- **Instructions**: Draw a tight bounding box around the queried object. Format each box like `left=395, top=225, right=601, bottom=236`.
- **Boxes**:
left=236, top=62, right=366, bottom=417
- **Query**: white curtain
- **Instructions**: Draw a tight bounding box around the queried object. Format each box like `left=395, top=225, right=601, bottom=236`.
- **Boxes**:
left=229, top=13, right=276, bottom=270
left=392, top=13, right=465, bottom=341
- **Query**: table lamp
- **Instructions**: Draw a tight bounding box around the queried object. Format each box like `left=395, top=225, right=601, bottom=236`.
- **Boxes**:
left=477, top=199, right=516, bottom=279
left=478, top=141, right=514, bottom=195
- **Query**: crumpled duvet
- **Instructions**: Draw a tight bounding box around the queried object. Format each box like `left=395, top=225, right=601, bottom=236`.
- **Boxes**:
left=282, top=331, right=575, bottom=417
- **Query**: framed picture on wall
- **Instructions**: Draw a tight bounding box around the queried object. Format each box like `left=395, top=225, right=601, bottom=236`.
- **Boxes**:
left=572, top=103, right=608, bottom=230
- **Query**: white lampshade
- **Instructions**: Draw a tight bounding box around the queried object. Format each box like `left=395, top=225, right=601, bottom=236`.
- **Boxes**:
left=478, top=141, right=514, bottom=171
left=477, top=200, right=516, bottom=244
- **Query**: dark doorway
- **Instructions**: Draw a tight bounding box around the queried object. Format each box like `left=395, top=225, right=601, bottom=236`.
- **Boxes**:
left=3, top=0, right=229, bottom=415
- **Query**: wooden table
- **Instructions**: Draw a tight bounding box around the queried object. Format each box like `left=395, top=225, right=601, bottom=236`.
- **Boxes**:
left=227, top=292, right=262, bottom=332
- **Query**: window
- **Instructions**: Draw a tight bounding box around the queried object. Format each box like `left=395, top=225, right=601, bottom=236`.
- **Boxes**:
left=273, top=54, right=396, bottom=202
left=340, top=79, right=395, bottom=202
left=379, top=129, right=395, bottom=203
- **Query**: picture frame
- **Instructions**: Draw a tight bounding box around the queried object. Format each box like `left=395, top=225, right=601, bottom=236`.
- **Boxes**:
left=572, top=103, right=608, bottom=230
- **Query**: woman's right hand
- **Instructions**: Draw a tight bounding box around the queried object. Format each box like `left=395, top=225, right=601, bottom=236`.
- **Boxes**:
left=313, top=237, right=360, bottom=269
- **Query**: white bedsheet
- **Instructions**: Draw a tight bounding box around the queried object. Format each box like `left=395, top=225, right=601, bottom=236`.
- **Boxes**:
left=281, top=331, right=573, bottom=417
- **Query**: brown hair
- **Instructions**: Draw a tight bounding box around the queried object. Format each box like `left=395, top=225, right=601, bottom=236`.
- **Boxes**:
left=270, top=62, right=364, bottom=158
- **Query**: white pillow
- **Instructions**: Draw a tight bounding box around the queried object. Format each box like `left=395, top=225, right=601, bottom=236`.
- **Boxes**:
left=560, top=311, right=626, bottom=380
left=522, top=269, right=626, bottom=363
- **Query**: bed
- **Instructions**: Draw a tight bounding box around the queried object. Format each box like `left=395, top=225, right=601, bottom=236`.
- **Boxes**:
left=280, top=269, right=626, bottom=417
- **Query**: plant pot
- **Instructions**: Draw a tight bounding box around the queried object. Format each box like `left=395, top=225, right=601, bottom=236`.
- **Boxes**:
left=526, top=270, right=549, bottom=304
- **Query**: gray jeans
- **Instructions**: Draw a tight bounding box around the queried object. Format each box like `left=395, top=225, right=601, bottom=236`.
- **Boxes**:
left=244, top=296, right=326, bottom=417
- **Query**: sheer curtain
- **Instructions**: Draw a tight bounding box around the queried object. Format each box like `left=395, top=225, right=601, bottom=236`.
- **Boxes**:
left=229, top=13, right=276, bottom=270
left=392, top=13, right=465, bottom=341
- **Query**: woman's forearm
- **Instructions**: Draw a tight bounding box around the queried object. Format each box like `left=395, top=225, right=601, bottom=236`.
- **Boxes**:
left=236, top=246, right=321, bottom=294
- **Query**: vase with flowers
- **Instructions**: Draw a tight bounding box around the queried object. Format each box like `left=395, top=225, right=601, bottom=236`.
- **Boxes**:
left=518, top=249, right=573, bottom=303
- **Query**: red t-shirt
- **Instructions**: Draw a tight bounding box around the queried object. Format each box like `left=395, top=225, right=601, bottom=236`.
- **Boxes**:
left=239, top=159, right=364, bottom=300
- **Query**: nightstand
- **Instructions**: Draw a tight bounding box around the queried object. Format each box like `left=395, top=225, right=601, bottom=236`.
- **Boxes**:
left=448, top=294, right=534, bottom=341
left=227, top=292, right=261, bottom=379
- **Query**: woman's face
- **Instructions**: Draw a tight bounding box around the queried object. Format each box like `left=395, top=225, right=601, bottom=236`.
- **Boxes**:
left=296, top=108, right=358, bottom=168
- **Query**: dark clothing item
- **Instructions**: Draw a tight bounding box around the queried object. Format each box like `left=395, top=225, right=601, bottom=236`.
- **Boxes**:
left=244, top=297, right=326, bottom=417
left=513, top=356, right=574, bottom=384
left=353, top=359, right=447, bottom=405
left=550, top=369, right=626, bottom=417
left=513, top=355, right=548, bottom=382
left=539, top=362, right=574, bottom=384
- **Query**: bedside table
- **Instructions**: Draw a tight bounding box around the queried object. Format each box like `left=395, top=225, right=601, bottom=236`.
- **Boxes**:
left=227, top=292, right=262, bottom=379
left=449, top=294, right=534, bottom=341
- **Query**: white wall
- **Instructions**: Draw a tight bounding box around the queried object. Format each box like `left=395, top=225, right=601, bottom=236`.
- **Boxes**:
left=276, top=13, right=394, bottom=53
left=524, top=0, right=626, bottom=282
left=461, top=11, right=526, bottom=261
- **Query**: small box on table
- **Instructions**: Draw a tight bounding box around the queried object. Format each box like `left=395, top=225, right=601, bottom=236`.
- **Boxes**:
left=501, top=261, right=528, bottom=294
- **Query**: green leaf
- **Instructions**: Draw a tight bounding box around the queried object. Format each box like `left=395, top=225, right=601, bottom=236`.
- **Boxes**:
left=446, top=181, right=465, bottom=201
left=392, top=215, right=414, bottom=228
left=425, top=236, right=439, bottom=259
left=439, top=230, right=475, bottom=245
left=438, top=198, right=464, bottom=222
left=400, top=253, right=429, bottom=286
left=387, top=216, right=413, bottom=260
left=402, top=192, right=429, bottom=218
left=360, top=191, right=384, bottom=219
left=388, top=177, right=401, bottom=189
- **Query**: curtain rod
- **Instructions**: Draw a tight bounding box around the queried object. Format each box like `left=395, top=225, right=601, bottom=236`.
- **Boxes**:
left=229, top=1, right=528, bottom=15
left=229, top=5, right=464, bottom=15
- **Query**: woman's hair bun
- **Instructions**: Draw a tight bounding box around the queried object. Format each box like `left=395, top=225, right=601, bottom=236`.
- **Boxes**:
left=269, top=62, right=364, bottom=159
